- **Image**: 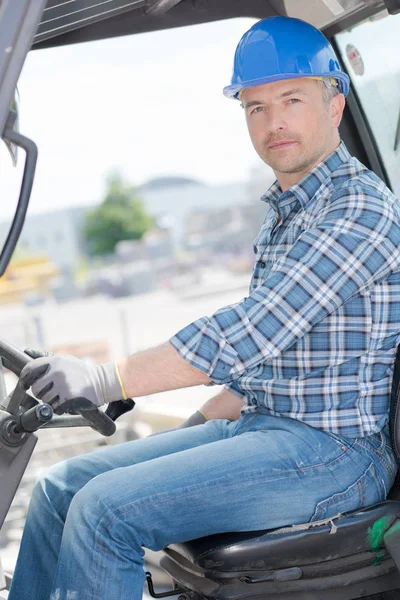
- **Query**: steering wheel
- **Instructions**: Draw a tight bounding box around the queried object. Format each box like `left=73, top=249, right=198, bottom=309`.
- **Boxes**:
left=0, top=337, right=133, bottom=436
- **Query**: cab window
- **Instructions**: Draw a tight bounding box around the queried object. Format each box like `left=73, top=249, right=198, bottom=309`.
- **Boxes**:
left=335, top=11, right=400, bottom=197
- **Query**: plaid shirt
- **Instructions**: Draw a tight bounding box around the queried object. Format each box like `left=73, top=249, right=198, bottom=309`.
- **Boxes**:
left=170, top=143, right=400, bottom=437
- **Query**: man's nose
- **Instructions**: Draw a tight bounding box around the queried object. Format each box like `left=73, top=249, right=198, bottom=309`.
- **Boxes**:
left=265, top=106, right=286, bottom=132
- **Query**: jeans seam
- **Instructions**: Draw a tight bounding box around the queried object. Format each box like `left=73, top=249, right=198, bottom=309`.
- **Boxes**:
left=369, top=461, right=387, bottom=498
left=310, top=462, right=381, bottom=522
left=353, top=438, right=397, bottom=482
left=88, top=501, right=145, bottom=600
left=355, top=433, right=386, bottom=456
left=115, top=468, right=310, bottom=522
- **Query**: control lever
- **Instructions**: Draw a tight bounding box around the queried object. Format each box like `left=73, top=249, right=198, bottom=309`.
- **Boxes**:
left=105, top=399, right=135, bottom=421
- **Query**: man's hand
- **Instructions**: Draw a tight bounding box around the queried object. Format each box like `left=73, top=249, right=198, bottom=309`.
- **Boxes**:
left=19, top=341, right=211, bottom=416
left=20, top=354, right=124, bottom=415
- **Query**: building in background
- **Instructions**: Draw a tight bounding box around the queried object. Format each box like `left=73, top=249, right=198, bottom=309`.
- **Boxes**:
left=0, top=176, right=262, bottom=268
left=138, top=177, right=250, bottom=247
left=0, top=170, right=275, bottom=301
left=182, top=166, right=275, bottom=267
left=0, top=206, right=87, bottom=278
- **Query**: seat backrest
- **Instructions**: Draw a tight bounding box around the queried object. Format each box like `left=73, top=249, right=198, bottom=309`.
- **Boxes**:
left=389, top=345, right=400, bottom=463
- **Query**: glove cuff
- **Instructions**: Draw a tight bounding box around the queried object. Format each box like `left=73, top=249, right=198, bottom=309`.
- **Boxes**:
left=96, top=362, right=126, bottom=404
left=178, top=410, right=208, bottom=429
left=114, top=361, right=128, bottom=400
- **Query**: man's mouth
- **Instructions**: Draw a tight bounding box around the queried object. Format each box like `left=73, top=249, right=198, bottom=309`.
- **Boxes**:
left=268, top=141, right=296, bottom=150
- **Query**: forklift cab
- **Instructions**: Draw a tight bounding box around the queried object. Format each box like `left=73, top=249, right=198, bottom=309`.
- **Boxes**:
left=0, top=1, right=399, bottom=599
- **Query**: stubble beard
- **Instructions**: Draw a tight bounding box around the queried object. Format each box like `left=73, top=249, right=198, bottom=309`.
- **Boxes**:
left=262, top=142, right=326, bottom=175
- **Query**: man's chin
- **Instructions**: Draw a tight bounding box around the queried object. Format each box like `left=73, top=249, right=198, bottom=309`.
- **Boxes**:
left=265, top=158, right=308, bottom=175
left=262, top=146, right=304, bottom=171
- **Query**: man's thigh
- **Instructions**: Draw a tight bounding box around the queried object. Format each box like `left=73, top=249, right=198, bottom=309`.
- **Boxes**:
left=68, top=412, right=385, bottom=552
left=39, top=417, right=235, bottom=519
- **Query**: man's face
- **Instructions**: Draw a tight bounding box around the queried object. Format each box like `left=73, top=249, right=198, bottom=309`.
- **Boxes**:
left=241, top=78, right=344, bottom=184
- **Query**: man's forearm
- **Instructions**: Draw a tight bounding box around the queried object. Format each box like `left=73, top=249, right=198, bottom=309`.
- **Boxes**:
left=116, top=341, right=211, bottom=398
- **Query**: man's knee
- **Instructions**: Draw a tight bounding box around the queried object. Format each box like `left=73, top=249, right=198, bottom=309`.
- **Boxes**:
left=31, top=455, right=90, bottom=519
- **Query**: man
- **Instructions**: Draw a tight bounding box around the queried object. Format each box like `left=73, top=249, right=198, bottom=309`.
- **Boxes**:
left=9, top=16, right=400, bottom=600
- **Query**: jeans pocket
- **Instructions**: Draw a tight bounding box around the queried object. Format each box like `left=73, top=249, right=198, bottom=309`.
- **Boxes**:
left=310, top=462, right=385, bottom=523
left=354, top=432, right=398, bottom=488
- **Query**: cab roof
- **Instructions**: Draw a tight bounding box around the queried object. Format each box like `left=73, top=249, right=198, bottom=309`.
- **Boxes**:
left=33, top=0, right=392, bottom=49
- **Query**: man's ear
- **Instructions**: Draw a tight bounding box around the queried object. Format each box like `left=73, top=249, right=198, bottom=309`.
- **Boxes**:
left=331, top=93, right=346, bottom=129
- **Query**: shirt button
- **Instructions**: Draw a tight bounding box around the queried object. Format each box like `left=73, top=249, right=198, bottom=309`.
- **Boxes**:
left=258, top=261, right=266, bottom=268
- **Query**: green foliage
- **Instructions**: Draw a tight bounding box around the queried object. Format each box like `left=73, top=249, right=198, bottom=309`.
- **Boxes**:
left=83, top=172, right=154, bottom=257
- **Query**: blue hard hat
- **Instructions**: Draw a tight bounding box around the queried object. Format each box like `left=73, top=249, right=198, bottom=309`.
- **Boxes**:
left=223, top=16, right=350, bottom=99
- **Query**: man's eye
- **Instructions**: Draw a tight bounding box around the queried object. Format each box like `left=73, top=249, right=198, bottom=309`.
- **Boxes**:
left=250, top=106, right=264, bottom=114
left=288, top=98, right=300, bottom=104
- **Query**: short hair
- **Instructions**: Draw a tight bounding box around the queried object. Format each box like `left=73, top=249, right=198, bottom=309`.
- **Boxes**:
left=321, top=80, right=341, bottom=105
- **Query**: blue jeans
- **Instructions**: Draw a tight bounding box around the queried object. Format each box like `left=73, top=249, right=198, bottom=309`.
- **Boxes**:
left=8, top=412, right=398, bottom=600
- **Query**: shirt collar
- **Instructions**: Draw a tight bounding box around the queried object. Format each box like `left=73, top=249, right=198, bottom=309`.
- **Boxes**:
left=260, top=142, right=351, bottom=209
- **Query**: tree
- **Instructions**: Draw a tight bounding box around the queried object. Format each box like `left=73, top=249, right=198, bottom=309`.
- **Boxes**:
left=83, top=172, right=154, bottom=257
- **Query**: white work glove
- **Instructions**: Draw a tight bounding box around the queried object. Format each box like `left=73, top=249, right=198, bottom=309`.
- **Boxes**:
left=20, top=351, right=125, bottom=415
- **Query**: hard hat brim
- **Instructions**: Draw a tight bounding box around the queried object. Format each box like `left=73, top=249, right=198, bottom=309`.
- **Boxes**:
left=223, top=71, right=350, bottom=100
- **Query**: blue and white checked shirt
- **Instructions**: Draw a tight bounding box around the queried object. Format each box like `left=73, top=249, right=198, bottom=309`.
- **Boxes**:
left=170, top=143, right=400, bottom=437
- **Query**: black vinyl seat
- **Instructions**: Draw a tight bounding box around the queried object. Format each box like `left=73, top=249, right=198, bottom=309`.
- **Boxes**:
left=166, top=498, right=400, bottom=574
left=159, top=347, right=400, bottom=599
left=160, top=497, right=400, bottom=599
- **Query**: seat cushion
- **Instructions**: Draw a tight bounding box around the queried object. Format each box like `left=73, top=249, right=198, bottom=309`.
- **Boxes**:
left=167, top=500, right=400, bottom=572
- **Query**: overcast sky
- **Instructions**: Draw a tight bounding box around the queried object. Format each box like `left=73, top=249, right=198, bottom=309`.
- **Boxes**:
left=0, top=17, right=270, bottom=219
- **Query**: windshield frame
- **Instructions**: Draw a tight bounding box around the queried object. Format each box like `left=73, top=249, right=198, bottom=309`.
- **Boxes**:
left=331, top=34, right=393, bottom=192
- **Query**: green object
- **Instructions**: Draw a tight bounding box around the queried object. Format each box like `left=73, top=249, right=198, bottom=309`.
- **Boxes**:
left=367, top=516, right=393, bottom=565
left=84, top=172, right=154, bottom=257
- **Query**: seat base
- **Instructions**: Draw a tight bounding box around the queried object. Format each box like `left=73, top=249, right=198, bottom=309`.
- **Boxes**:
left=160, top=551, right=400, bottom=599
left=167, top=500, right=400, bottom=573
left=159, top=498, right=400, bottom=599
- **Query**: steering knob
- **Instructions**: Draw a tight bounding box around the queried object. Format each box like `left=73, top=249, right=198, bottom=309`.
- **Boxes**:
left=15, top=403, right=53, bottom=433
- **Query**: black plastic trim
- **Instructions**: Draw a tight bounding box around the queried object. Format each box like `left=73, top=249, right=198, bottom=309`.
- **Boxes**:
left=0, top=1, right=47, bottom=136
left=384, top=0, right=400, bottom=15
left=0, top=113, right=38, bottom=278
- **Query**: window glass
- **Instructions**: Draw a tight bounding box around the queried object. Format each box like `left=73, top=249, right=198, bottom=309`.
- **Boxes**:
left=335, top=12, right=400, bottom=196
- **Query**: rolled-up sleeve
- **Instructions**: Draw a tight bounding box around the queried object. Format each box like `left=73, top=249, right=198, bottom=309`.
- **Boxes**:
left=170, top=186, right=400, bottom=384
left=225, top=380, right=247, bottom=400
